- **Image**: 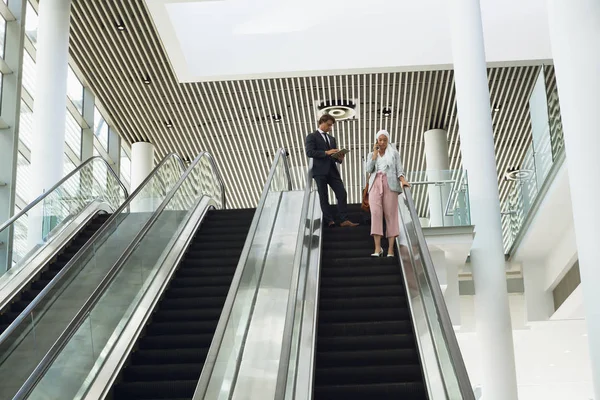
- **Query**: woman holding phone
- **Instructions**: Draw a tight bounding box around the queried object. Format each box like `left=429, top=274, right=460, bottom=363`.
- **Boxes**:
left=365, top=130, right=410, bottom=257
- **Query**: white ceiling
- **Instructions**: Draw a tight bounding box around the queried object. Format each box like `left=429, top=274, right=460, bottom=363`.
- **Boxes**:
left=68, top=1, right=553, bottom=213
left=145, top=0, right=553, bottom=82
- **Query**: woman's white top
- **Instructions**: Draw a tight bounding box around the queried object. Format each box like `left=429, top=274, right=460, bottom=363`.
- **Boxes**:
left=375, top=154, right=388, bottom=173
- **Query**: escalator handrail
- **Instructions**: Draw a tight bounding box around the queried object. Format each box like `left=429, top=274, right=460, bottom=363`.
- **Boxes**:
left=0, top=153, right=186, bottom=353
left=274, top=158, right=314, bottom=399
left=12, top=151, right=223, bottom=399
left=192, top=148, right=291, bottom=400
left=402, top=187, right=474, bottom=399
left=0, top=156, right=129, bottom=234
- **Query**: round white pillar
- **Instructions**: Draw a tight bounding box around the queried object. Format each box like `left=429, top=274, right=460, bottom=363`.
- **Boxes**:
left=27, top=0, right=71, bottom=247
left=424, top=129, right=453, bottom=227
left=130, top=142, right=155, bottom=213
left=30, top=0, right=71, bottom=196
left=447, top=0, right=519, bottom=399
left=130, top=142, right=155, bottom=192
left=548, top=0, right=600, bottom=396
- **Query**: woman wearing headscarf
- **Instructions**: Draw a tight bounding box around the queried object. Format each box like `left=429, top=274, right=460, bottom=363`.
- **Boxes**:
left=365, top=130, right=410, bottom=257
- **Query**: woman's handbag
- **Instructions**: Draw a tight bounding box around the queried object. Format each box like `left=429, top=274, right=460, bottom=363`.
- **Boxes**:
left=361, top=174, right=370, bottom=212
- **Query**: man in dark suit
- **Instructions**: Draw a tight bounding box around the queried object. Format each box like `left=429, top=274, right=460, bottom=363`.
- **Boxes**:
left=306, top=114, right=358, bottom=228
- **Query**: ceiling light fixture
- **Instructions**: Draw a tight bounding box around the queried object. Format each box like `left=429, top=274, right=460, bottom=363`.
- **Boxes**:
left=143, top=75, right=151, bottom=85
left=271, top=114, right=282, bottom=122
left=116, top=22, right=126, bottom=31
left=382, top=107, right=392, bottom=117
left=494, top=105, right=501, bottom=113
left=165, top=121, right=173, bottom=128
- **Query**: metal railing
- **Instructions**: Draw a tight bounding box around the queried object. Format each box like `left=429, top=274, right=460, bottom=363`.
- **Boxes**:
left=398, top=187, right=474, bottom=399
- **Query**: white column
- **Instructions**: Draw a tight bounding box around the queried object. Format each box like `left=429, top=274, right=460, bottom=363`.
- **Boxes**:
left=424, top=129, right=453, bottom=227
left=27, top=0, right=71, bottom=247
left=30, top=0, right=71, bottom=196
left=130, top=142, right=154, bottom=212
left=547, top=0, right=600, bottom=396
left=447, top=0, right=519, bottom=399
left=130, top=142, right=155, bottom=192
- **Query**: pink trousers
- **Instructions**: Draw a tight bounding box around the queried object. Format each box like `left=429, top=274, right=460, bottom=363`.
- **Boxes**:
left=369, top=173, right=400, bottom=238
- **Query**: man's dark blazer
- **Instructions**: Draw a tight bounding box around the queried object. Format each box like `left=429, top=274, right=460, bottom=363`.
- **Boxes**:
left=305, top=130, right=342, bottom=176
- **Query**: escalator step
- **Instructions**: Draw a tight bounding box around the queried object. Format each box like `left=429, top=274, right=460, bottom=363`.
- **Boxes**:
left=317, top=334, right=415, bottom=351
left=169, top=276, right=233, bottom=288
left=114, top=380, right=198, bottom=399
left=159, top=297, right=227, bottom=310
left=152, top=308, right=223, bottom=322
left=314, top=382, right=426, bottom=400
left=165, top=286, right=231, bottom=298
left=317, top=348, right=419, bottom=367
left=146, top=320, right=218, bottom=336
left=320, top=275, right=403, bottom=287
left=176, top=267, right=236, bottom=278
left=123, top=363, right=203, bottom=381
left=139, top=334, right=214, bottom=350
left=320, top=265, right=399, bottom=277
left=316, top=364, right=423, bottom=385
left=318, top=307, right=410, bottom=323
left=131, top=348, right=209, bottom=365
left=319, top=285, right=405, bottom=299
left=319, top=296, right=406, bottom=310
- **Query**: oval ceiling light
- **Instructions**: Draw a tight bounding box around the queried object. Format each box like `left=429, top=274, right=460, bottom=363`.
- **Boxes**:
left=315, top=99, right=357, bottom=121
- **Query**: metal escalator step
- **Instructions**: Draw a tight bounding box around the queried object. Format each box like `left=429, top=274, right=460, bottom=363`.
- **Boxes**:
left=138, top=334, right=214, bottom=350
left=318, top=307, right=410, bottom=323
left=314, top=382, right=426, bottom=400
left=320, top=275, right=403, bottom=287
left=317, top=334, right=416, bottom=352
left=320, top=265, right=399, bottom=277
left=123, top=363, right=203, bottom=381
left=151, top=308, right=224, bottom=323
left=318, top=296, right=406, bottom=311
left=113, top=379, right=198, bottom=399
left=316, top=364, right=423, bottom=385
left=131, top=348, right=209, bottom=365
left=159, top=296, right=226, bottom=310
left=319, top=285, right=405, bottom=299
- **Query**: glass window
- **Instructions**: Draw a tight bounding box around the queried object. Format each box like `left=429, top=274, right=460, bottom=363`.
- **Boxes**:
left=67, top=66, right=83, bottom=114
left=93, top=106, right=108, bottom=150
left=16, top=152, right=31, bottom=203
left=0, top=18, right=6, bottom=59
left=18, top=100, right=33, bottom=150
left=25, top=1, right=38, bottom=45
left=65, top=110, right=82, bottom=158
left=119, top=147, right=131, bottom=190
left=22, top=51, right=35, bottom=97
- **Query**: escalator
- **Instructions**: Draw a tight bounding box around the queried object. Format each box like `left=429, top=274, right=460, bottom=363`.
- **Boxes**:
left=0, top=153, right=187, bottom=400
left=111, top=208, right=255, bottom=399
left=0, top=212, right=111, bottom=334
left=314, top=204, right=426, bottom=399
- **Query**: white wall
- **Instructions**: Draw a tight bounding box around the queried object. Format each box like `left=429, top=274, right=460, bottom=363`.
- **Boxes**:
left=146, top=0, right=552, bottom=82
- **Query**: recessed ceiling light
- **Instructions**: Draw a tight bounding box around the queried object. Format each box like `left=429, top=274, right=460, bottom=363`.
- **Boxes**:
left=165, top=121, right=173, bottom=128
left=143, top=75, right=151, bottom=85
left=583, top=333, right=588, bottom=337
left=549, top=363, right=556, bottom=367
left=271, top=114, right=282, bottom=122
left=382, top=107, right=392, bottom=117
left=564, top=350, right=572, bottom=354
left=493, top=105, right=501, bottom=112
left=116, top=22, right=126, bottom=31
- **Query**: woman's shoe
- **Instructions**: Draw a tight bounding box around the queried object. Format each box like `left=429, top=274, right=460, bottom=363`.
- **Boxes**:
left=387, top=253, right=395, bottom=258
left=371, top=249, right=383, bottom=257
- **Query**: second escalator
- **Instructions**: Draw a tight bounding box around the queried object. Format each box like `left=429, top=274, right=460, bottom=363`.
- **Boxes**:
left=0, top=212, right=111, bottom=334
left=111, top=207, right=255, bottom=399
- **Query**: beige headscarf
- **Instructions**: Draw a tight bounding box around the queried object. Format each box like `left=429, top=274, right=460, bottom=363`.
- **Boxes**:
left=375, top=129, right=398, bottom=170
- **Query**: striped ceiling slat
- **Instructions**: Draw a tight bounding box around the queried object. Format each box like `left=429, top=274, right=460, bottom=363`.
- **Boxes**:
left=69, top=0, right=544, bottom=214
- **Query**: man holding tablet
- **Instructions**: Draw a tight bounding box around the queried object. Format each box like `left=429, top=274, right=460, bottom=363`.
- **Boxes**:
left=305, top=114, right=358, bottom=228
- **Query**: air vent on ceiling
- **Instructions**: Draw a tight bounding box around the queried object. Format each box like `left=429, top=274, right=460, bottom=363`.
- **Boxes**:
left=315, top=99, right=358, bottom=121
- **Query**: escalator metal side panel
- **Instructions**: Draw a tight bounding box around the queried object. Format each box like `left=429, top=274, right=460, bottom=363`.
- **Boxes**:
left=227, top=191, right=305, bottom=400
left=0, top=200, right=113, bottom=311
left=290, top=191, right=323, bottom=400
left=80, top=196, right=217, bottom=400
